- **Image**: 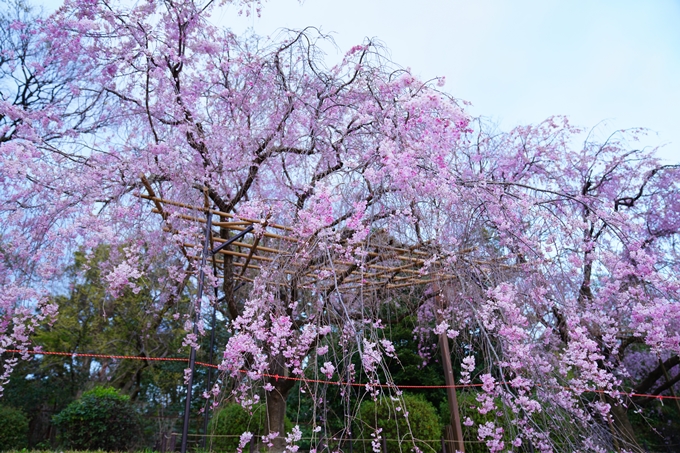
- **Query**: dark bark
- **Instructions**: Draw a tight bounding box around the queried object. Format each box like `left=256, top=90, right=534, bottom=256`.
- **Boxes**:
left=653, top=372, right=680, bottom=395
left=633, top=355, right=679, bottom=395
left=603, top=356, right=680, bottom=449
left=605, top=395, right=645, bottom=453
left=264, top=354, right=297, bottom=453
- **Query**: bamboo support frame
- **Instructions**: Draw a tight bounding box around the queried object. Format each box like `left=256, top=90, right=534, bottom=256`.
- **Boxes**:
left=138, top=190, right=506, bottom=453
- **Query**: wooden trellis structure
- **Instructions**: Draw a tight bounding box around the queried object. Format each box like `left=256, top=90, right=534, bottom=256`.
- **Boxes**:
left=141, top=194, right=472, bottom=292
left=140, top=186, right=491, bottom=453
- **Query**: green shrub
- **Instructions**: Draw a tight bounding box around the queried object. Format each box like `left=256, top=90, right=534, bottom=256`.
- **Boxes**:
left=356, top=393, right=441, bottom=453
left=52, top=386, right=141, bottom=451
left=0, top=405, right=29, bottom=450
left=207, top=402, right=293, bottom=452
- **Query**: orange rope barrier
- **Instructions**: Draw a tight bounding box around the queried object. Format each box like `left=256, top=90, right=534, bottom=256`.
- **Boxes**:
left=3, top=349, right=678, bottom=400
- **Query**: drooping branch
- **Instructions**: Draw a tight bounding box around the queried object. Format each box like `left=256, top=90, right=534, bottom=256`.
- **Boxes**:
left=633, top=355, right=680, bottom=395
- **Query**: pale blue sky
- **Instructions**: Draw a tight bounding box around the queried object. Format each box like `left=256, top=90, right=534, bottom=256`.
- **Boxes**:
left=40, top=0, right=680, bottom=163
left=216, top=0, right=680, bottom=164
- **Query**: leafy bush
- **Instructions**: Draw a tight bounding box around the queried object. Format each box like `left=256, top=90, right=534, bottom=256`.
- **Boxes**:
left=207, top=402, right=293, bottom=452
left=0, top=405, right=29, bottom=450
left=356, top=393, right=441, bottom=453
left=52, top=386, right=141, bottom=451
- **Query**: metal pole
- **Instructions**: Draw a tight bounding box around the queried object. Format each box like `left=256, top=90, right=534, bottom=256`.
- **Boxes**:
left=346, top=360, right=353, bottom=453
left=181, top=210, right=213, bottom=453
left=201, top=257, right=220, bottom=449
left=200, top=289, right=218, bottom=447
left=212, top=225, right=253, bottom=254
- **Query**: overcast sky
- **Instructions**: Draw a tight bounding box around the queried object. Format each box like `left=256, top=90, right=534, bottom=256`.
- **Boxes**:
left=41, top=0, right=680, bottom=164
left=215, top=0, right=680, bottom=164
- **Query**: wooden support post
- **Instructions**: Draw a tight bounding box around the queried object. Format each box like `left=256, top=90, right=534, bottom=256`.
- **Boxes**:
left=433, top=282, right=465, bottom=453
left=440, top=332, right=465, bottom=453
left=169, top=433, right=177, bottom=453
left=158, top=433, right=166, bottom=453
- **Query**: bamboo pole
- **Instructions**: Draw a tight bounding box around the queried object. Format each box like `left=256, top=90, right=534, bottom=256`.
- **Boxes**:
left=435, top=283, right=465, bottom=453
left=140, top=194, right=293, bottom=231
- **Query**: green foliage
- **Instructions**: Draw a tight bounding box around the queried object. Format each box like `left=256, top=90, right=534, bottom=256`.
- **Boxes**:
left=377, top=315, right=448, bottom=409
left=207, top=402, right=293, bottom=452
left=356, top=393, right=441, bottom=453
left=52, top=387, right=142, bottom=451
left=2, top=246, right=226, bottom=448
left=0, top=405, right=29, bottom=450
left=629, top=400, right=680, bottom=452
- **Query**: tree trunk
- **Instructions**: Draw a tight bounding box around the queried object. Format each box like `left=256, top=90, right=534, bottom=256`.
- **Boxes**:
left=605, top=396, right=644, bottom=453
left=266, top=386, right=289, bottom=452
left=265, top=354, right=296, bottom=453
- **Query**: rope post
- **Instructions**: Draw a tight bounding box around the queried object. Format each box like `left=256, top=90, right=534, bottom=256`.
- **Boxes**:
left=440, top=333, right=465, bottom=453
left=434, top=283, right=465, bottom=453
left=180, top=210, right=213, bottom=453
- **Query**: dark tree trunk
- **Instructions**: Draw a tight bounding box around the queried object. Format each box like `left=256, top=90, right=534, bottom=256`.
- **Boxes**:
left=605, top=396, right=644, bottom=453
left=265, top=354, right=296, bottom=453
